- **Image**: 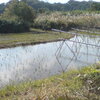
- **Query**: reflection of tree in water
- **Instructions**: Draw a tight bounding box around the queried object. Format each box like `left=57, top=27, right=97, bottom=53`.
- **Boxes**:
left=55, top=33, right=100, bottom=72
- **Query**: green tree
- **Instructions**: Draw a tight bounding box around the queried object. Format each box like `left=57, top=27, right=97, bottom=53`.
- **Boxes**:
left=0, top=0, right=36, bottom=33
left=0, top=3, right=5, bottom=13
left=3, top=0, right=36, bottom=26
left=91, top=3, right=100, bottom=11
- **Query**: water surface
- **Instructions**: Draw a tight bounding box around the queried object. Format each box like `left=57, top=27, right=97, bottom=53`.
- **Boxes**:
left=0, top=34, right=100, bottom=87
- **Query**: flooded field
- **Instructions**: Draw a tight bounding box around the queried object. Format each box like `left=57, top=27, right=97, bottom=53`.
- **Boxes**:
left=0, top=34, right=100, bottom=87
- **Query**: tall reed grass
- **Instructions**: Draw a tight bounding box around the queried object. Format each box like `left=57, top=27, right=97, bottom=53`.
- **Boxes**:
left=34, top=12, right=100, bottom=31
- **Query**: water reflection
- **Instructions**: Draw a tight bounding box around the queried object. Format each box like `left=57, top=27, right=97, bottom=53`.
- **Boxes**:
left=0, top=34, right=100, bottom=87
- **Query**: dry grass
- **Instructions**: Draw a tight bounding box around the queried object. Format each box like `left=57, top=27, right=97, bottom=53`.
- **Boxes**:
left=34, top=12, right=100, bottom=30
left=0, top=64, right=100, bottom=100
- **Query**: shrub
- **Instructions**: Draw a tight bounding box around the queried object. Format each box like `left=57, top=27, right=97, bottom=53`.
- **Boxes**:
left=0, top=20, right=29, bottom=33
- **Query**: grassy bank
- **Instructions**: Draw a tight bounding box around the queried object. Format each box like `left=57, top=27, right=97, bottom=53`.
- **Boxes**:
left=0, top=28, right=73, bottom=49
left=0, top=64, right=100, bottom=100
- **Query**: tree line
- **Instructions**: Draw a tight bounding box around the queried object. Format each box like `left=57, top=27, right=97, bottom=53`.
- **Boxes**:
left=0, top=0, right=100, bottom=14
left=19, top=0, right=100, bottom=11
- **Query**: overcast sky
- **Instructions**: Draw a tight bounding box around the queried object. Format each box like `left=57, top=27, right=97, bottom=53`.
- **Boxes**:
left=0, top=0, right=100, bottom=4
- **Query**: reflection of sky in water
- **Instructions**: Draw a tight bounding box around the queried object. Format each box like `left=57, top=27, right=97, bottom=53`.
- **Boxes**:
left=0, top=34, right=100, bottom=87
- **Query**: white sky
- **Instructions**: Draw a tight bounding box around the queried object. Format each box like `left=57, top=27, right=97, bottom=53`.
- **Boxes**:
left=0, top=0, right=100, bottom=4
left=42, top=0, right=100, bottom=3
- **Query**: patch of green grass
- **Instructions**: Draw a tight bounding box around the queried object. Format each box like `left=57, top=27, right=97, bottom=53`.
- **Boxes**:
left=0, top=28, right=73, bottom=49
left=0, top=64, right=100, bottom=100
